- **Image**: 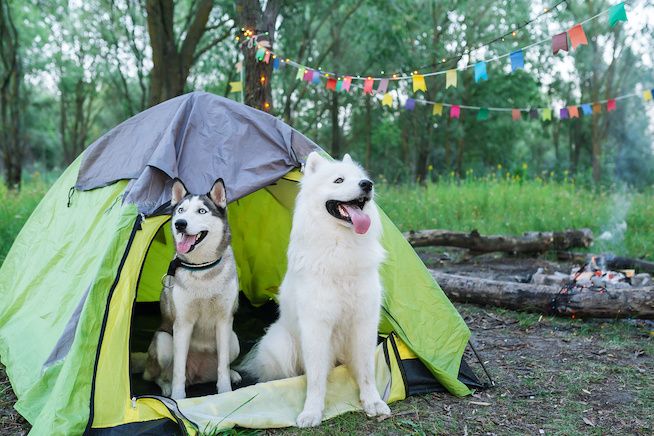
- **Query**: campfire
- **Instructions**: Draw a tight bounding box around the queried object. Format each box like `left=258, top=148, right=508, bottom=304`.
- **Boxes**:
left=531, top=255, right=652, bottom=292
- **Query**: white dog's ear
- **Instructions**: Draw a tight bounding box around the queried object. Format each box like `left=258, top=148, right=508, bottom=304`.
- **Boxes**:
left=171, top=179, right=187, bottom=206
left=342, top=153, right=353, bottom=164
left=209, top=178, right=227, bottom=209
left=304, top=152, right=327, bottom=175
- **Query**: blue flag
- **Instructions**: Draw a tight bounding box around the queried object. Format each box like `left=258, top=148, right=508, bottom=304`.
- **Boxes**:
left=581, top=104, right=592, bottom=115
left=273, top=57, right=280, bottom=70
left=474, top=61, right=488, bottom=82
left=405, top=98, right=416, bottom=111
left=510, top=50, right=524, bottom=72
left=312, top=71, right=321, bottom=85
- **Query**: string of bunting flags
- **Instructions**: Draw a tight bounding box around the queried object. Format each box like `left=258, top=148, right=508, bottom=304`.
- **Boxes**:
left=230, top=2, right=639, bottom=120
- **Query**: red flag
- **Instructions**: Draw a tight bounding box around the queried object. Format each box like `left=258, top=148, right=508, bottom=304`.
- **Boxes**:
left=326, top=77, right=337, bottom=91
left=512, top=109, right=521, bottom=121
left=607, top=99, right=617, bottom=112
left=552, top=32, right=568, bottom=55
left=568, top=24, right=588, bottom=49
left=263, top=51, right=271, bottom=63
left=363, top=78, right=374, bottom=94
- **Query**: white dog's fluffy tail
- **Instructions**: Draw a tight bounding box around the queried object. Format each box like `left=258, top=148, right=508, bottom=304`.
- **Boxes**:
left=240, top=323, right=302, bottom=382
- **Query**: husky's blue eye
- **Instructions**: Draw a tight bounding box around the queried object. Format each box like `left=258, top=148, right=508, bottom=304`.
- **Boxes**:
left=198, top=208, right=207, bottom=214
left=334, top=177, right=344, bottom=184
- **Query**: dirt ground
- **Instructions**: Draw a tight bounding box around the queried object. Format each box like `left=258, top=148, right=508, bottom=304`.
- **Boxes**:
left=1, top=253, right=652, bottom=435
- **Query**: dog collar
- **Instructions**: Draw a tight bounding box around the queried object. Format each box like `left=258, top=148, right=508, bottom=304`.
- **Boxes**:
left=165, top=256, right=223, bottom=280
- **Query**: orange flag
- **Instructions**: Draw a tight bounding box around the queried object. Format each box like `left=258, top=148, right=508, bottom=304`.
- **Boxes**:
left=568, top=106, right=580, bottom=118
left=512, top=109, right=521, bottom=121
left=568, top=24, right=588, bottom=49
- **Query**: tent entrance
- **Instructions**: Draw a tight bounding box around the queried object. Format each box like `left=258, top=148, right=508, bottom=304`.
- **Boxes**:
left=129, top=219, right=281, bottom=399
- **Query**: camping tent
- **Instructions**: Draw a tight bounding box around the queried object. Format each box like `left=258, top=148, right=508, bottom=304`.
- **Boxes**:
left=0, top=92, right=481, bottom=435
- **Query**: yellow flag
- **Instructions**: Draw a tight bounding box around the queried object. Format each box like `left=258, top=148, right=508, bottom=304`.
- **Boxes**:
left=432, top=103, right=443, bottom=115
left=446, top=69, right=457, bottom=88
left=412, top=74, right=427, bottom=92
left=382, top=93, right=393, bottom=107
left=229, top=81, right=242, bottom=93
left=644, top=90, right=653, bottom=102
left=541, top=108, right=552, bottom=121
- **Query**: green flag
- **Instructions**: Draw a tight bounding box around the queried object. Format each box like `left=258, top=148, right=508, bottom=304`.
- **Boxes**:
left=476, top=107, right=489, bottom=121
left=608, top=2, right=627, bottom=27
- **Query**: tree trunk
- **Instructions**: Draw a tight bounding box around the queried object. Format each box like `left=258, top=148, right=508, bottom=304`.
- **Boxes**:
left=236, top=0, right=281, bottom=111
left=431, top=272, right=654, bottom=319
left=0, top=0, right=22, bottom=187
left=331, top=91, right=341, bottom=157
left=404, top=228, right=593, bottom=253
left=146, top=0, right=215, bottom=107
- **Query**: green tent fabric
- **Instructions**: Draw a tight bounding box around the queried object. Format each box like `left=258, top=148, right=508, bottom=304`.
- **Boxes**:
left=0, top=93, right=477, bottom=435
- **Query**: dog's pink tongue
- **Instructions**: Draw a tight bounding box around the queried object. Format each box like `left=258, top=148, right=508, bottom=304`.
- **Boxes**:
left=343, top=205, right=371, bottom=234
left=176, top=235, right=195, bottom=254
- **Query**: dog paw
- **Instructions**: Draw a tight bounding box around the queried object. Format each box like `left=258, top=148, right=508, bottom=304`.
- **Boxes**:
left=362, top=399, right=390, bottom=417
left=159, top=383, right=172, bottom=397
left=296, top=409, right=323, bottom=428
left=170, top=387, right=186, bottom=400
left=216, top=379, right=232, bottom=394
left=230, top=369, right=242, bottom=384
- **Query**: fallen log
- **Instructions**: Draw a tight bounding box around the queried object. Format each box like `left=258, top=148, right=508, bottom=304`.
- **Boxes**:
left=556, top=252, right=654, bottom=274
left=404, top=228, right=593, bottom=254
left=431, top=271, right=654, bottom=319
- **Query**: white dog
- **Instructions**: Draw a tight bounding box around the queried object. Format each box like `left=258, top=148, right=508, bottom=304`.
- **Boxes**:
left=143, top=179, right=241, bottom=399
left=244, top=152, right=391, bottom=427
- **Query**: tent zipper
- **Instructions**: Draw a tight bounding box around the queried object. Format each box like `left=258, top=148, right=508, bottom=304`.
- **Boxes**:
left=133, top=394, right=198, bottom=435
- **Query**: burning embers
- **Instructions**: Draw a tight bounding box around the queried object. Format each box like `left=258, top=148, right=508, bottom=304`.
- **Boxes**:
left=532, top=255, right=652, bottom=293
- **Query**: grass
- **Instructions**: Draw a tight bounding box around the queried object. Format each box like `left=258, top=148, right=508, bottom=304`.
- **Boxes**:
left=376, top=175, right=654, bottom=259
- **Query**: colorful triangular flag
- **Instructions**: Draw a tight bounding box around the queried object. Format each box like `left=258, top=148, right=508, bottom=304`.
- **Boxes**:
left=512, top=109, right=521, bottom=121
left=263, top=51, right=271, bottom=63
left=412, top=74, right=427, bottom=92
left=510, top=50, right=524, bottom=72
left=272, top=57, right=280, bottom=70
left=377, top=78, right=389, bottom=94
left=568, top=106, right=580, bottom=118
left=529, top=108, right=539, bottom=119
left=381, top=93, right=393, bottom=107
left=560, top=107, right=569, bottom=119
left=229, top=81, right=242, bottom=93
left=342, top=76, right=352, bottom=92
left=326, top=77, right=337, bottom=91
left=568, top=24, right=588, bottom=50
left=296, top=68, right=305, bottom=80
left=405, top=98, right=416, bottom=111
left=303, top=69, right=313, bottom=82
left=542, top=108, right=552, bottom=121
left=450, top=105, right=460, bottom=119
left=607, top=99, right=617, bottom=112
left=433, top=103, right=443, bottom=116
left=335, top=79, right=343, bottom=92
left=312, top=72, right=321, bottom=84
left=446, top=69, right=458, bottom=88
left=363, top=78, right=374, bottom=94
left=643, top=90, right=652, bottom=102
left=592, top=103, right=602, bottom=114
left=255, top=47, right=266, bottom=61
left=477, top=107, right=489, bottom=121
left=581, top=104, right=592, bottom=115
left=608, top=2, right=627, bottom=27
left=552, top=32, right=568, bottom=55
left=474, top=62, right=488, bottom=83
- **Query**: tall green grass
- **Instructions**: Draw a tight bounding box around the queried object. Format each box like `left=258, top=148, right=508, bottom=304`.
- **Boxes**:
left=1, top=173, right=653, bottom=264
left=376, top=175, right=654, bottom=259
left=0, top=174, right=50, bottom=263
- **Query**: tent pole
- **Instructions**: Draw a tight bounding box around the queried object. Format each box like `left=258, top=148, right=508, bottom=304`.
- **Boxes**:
left=468, top=340, right=495, bottom=387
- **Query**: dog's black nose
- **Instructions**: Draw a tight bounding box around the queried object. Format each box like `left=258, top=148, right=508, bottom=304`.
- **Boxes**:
left=174, top=220, right=187, bottom=232
left=359, top=179, right=373, bottom=193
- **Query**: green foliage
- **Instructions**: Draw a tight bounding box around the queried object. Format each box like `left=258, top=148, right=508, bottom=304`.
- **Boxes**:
left=377, top=176, right=654, bottom=258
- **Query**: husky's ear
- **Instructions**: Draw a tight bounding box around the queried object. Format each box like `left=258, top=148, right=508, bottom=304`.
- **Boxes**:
left=171, top=179, right=187, bottom=206
left=304, top=152, right=327, bottom=175
left=209, top=178, right=227, bottom=209
left=342, top=153, right=353, bottom=164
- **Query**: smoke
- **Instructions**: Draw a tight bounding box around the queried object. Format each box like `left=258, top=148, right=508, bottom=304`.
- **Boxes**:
left=597, top=192, right=632, bottom=254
